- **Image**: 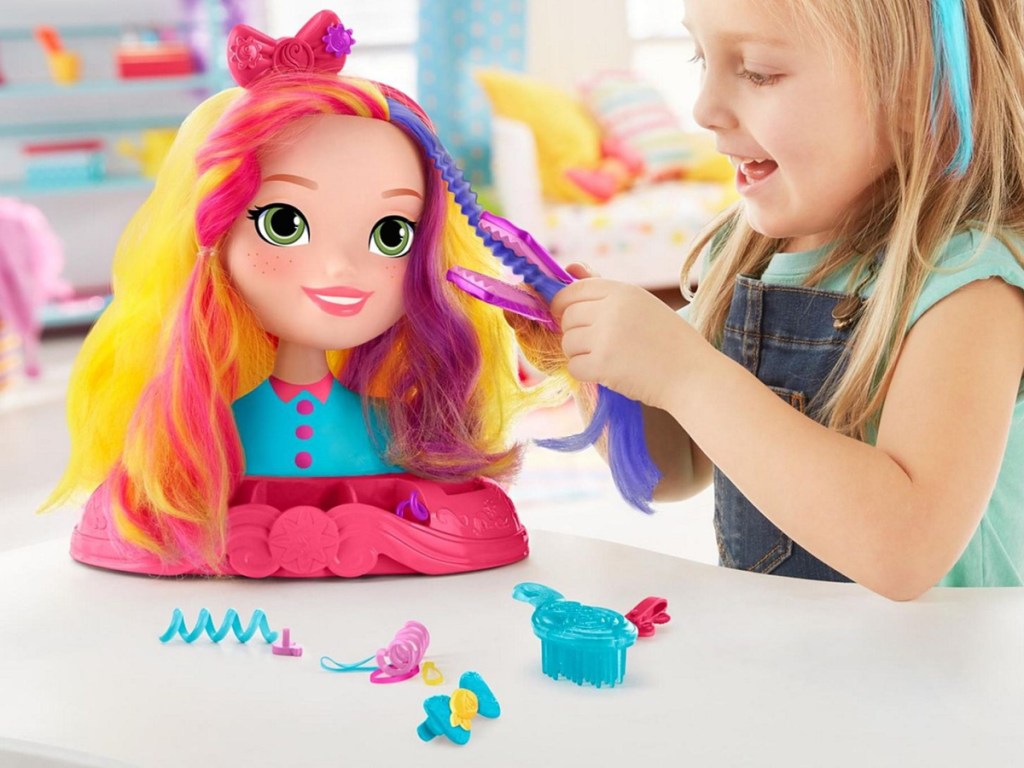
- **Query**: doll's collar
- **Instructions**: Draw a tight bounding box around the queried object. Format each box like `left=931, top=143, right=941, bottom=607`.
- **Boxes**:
left=269, top=372, right=334, bottom=404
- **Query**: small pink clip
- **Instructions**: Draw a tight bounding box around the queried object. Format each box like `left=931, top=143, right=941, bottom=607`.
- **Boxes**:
left=625, top=597, right=670, bottom=638
left=272, top=627, right=303, bottom=657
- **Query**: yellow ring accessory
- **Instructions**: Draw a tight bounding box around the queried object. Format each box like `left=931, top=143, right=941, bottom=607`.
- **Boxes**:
left=421, top=660, right=444, bottom=686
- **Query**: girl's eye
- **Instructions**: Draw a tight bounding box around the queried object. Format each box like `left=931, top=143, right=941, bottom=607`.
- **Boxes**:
left=369, top=216, right=415, bottom=258
left=247, top=204, right=309, bottom=247
left=741, top=69, right=780, bottom=87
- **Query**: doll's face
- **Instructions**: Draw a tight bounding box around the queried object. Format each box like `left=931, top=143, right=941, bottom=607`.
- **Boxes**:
left=224, top=114, right=425, bottom=351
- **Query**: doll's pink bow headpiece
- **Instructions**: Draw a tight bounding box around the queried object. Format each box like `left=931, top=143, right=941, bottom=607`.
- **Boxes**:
left=227, top=10, right=355, bottom=88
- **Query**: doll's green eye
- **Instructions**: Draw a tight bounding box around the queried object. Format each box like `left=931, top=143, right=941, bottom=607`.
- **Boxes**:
left=369, top=216, right=415, bottom=258
left=248, top=204, right=309, bottom=247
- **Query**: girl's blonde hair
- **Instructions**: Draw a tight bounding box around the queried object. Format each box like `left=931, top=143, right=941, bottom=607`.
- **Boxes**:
left=682, top=0, right=1024, bottom=439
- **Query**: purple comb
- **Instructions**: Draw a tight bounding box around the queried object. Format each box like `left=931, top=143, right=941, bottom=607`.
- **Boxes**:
left=477, top=212, right=575, bottom=286
left=446, top=266, right=558, bottom=331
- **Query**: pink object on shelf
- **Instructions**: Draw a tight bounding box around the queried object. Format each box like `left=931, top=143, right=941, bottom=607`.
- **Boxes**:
left=272, top=627, right=303, bottom=657
left=0, top=198, right=71, bottom=377
left=23, top=140, right=104, bottom=155
left=116, top=44, right=194, bottom=78
left=70, top=473, right=529, bottom=577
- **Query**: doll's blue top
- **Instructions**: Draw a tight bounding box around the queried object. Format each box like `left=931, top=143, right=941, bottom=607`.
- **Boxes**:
left=232, top=374, right=403, bottom=477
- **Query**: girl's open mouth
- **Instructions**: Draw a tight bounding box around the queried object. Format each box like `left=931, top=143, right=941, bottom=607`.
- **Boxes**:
left=735, top=158, right=779, bottom=193
left=302, top=286, right=371, bottom=317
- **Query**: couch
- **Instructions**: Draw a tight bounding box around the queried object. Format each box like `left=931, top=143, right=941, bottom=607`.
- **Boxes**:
left=489, top=116, right=730, bottom=290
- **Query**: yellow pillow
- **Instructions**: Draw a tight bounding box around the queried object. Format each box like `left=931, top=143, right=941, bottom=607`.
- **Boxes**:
left=679, top=132, right=735, bottom=183
left=476, top=69, right=602, bottom=203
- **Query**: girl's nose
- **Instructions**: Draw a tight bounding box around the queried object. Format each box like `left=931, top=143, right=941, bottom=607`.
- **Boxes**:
left=692, top=75, right=737, bottom=133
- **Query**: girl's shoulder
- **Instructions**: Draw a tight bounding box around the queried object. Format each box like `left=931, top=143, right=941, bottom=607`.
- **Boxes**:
left=933, top=229, right=1024, bottom=271
left=910, top=229, right=1024, bottom=328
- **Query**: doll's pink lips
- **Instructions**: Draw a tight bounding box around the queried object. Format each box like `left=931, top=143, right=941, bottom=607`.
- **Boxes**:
left=302, top=286, right=372, bottom=317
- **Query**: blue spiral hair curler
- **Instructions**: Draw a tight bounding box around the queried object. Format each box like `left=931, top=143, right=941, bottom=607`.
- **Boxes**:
left=158, top=608, right=278, bottom=644
left=388, top=99, right=662, bottom=513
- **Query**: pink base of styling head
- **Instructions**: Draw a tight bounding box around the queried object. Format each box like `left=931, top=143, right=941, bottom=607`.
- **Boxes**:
left=70, top=473, right=528, bottom=577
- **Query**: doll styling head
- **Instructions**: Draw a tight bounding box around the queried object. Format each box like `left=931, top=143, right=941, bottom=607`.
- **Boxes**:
left=44, top=11, right=564, bottom=568
left=682, top=0, right=1024, bottom=439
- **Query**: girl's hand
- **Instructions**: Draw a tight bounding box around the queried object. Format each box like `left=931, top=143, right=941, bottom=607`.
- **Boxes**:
left=550, top=272, right=705, bottom=409
left=501, top=263, right=600, bottom=377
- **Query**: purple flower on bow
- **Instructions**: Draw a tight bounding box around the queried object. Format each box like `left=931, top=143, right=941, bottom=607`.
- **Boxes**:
left=323, top=23, right=355, bottom=57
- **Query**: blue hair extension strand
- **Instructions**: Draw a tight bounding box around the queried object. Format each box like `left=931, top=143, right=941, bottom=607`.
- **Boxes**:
left=931, top=0, right=973, bottom=175
left=387, top=99, right=661, bottom=512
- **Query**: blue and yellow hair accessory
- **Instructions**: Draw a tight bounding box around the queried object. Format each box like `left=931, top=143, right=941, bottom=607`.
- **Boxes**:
left=513, top=582, right=637, bottom=688
left=417, top=671, right=500, bottom=746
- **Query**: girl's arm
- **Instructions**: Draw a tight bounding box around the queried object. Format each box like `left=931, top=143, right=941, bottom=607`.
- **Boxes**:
left=553, top=276, right=1024, bottom=600
left=663, top=278, right=1024, bottom=600
left=643, top=404, right=714, bottom=501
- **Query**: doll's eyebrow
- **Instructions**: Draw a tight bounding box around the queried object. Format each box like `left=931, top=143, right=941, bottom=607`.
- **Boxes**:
left=382, top=188, right=423, bottom=199
left=263, top=174, right=319, bottom=189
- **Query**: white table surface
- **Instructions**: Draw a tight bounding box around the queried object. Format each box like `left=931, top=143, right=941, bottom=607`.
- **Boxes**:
left=1, top=531, right=1022, bottom=767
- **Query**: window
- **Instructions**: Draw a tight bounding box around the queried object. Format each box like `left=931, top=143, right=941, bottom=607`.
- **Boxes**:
left=265, top=0, right=419, bottom=98
left=626, top=0, right=700, bottom=129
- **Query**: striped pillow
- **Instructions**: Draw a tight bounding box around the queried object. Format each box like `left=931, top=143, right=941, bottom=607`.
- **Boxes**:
left=581, top=71, right=692, bottom=181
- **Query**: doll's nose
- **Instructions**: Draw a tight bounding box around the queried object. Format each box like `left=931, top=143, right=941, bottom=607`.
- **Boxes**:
left=321, top=245, right=360, bottom=279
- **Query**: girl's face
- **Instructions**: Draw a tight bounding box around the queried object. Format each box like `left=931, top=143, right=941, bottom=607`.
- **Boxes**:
left=224, top=114, right=425, bottom=351
left=685, top=0, right=893, bottom=252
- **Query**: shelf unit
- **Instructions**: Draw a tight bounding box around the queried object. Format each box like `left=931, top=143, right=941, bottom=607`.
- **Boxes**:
left=0, top=175, right=155, bottom=198
left=0, top=0, right=234, bottom=329
left=0, top=75, right=216, bottom=97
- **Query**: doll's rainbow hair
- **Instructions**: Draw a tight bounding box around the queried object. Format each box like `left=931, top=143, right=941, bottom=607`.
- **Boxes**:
left=45, top=74, right=559, bottom=564
left=388, top=100, right=660, bottom=511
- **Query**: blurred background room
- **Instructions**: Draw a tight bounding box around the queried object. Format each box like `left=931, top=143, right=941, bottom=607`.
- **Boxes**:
left=0, top=0, right=730, bottom=562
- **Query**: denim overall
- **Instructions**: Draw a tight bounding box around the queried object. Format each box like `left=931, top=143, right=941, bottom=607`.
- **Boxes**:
left=714, top=274, right=858, bottom=581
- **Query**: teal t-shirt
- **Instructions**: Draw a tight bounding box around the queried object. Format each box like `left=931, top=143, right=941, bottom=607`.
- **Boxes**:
left=722, top=231, right=1024, bottom=586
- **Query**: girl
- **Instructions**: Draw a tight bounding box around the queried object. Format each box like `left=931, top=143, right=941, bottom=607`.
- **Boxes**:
left=44, top=11, right=566, bottom=578
left=548, top=0, right=1024, bottom=599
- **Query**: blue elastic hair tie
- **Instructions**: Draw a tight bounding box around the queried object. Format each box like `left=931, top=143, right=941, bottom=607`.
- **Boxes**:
left=931, top=0, right=973, bottom=176
left=320, top=654, right=377, bottom=673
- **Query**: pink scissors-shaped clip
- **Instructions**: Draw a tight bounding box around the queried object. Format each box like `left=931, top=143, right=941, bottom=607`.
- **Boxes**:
left=625, top=597, right=671, bottom=638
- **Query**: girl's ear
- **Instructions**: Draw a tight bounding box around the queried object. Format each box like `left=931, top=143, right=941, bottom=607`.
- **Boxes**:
left=883, top=75, right=919, bottom=154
